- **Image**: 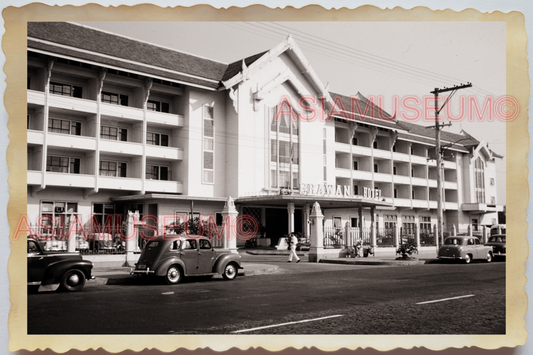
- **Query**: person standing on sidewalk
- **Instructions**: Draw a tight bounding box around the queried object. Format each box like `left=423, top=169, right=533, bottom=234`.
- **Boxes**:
left=287, top=233, right=300, bottom=263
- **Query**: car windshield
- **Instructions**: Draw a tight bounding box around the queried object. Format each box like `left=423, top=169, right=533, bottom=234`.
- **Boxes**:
left=146, top=241, right=159, bottom=249
left=489, top=236, right=505, bottom=243
left=444, top=238, right=460, bottom=245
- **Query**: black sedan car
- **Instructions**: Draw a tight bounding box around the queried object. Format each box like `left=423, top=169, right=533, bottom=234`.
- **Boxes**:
left=28, top=237, right=94, bottom=292
left=485, top=234, right=506, bottom=259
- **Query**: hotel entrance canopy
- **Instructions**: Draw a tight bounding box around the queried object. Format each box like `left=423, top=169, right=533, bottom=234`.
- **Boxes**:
left=235, top=194, right=393, bottom=209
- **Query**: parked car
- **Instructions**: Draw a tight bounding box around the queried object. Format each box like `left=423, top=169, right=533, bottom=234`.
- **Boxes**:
left=485, top=234, right=506, bottom=258
left=437, top=236, right=493, bottom=264
left=131, top=236, right=243, bottom=284
left=27, top=237, right=94, bottom=292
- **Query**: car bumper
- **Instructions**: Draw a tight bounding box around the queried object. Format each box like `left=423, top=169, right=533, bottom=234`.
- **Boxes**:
left=131, top=268, right=155, bottom=275
left=438, top=255, right=463, bottom=260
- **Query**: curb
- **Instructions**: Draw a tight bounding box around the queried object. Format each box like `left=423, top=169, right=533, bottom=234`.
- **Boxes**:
left=245, top=250, right=307, bottom=256
left=319, top=258, right=426, bottom=266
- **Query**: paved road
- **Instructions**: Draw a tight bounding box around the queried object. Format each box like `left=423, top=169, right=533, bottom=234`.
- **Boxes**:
left=28, top=260, right=505, bottom=334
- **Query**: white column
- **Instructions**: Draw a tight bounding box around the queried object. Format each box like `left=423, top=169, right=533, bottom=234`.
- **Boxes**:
left=415, top=214, right=420, bottom=249
left=221, top=196, right=239, bottom=253
left=309, top=202, right=324, bottom=262
left=287, top=203, right=295, bottom=234
left=370, top=207, right=377, bottom=248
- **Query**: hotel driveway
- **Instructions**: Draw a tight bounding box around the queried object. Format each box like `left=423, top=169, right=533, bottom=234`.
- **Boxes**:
left=27, top=258, right=505, bottom=335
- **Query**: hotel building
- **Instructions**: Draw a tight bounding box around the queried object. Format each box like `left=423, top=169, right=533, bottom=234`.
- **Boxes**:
left=26, top=22, right=504, bottom=256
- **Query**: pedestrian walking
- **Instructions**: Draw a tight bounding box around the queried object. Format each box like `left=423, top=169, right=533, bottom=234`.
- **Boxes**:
left=287, top=233, right=300, bottom=263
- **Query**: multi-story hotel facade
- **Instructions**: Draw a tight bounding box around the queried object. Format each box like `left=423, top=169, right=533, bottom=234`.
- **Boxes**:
left=26, top=22, right=504, bottom=255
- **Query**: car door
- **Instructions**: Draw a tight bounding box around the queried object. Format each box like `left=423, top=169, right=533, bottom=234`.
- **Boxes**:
left=197, top=239, right=216, bottom=274
left=27, top=240, right=50, bottom=284
left=474, top=238, right=484, bottom=259
left=180, top=239, right=199, bottom=275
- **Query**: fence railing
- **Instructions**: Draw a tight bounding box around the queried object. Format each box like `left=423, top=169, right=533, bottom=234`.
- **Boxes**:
left=376, top=228, right=395, bottom=247
left=323, top=227, right=345, bottom=248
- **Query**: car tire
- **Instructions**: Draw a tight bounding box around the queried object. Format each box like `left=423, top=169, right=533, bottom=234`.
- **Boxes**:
left=165, top=265, right=183, bottom=285
left=486, top=252, right=493, bottom=263
left=464, top=254, right=472, bottom=264
left=222, top=263, right=238, bottom=281
left=60, top=269, right=86, bottom=292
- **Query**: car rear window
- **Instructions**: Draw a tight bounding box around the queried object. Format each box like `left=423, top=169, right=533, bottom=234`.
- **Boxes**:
left=147, top=241, right=159, bottom=249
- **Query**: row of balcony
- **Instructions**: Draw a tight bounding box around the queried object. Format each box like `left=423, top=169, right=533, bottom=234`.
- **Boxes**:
left=28, top=131, right=183, bottom=160
left=28, top=90, right=184, bottom=128
left=334, top=168, right=458, bottom=189
left=335, top=142, right=457, bottom=169
left=27, top=171, right=183, bottom=194
left=393, top=198, right=459, bottom=210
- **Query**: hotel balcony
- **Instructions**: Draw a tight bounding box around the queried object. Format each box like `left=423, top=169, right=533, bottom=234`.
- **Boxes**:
left=47, top=93, right=98, bottom=114
left=352, top=145, right=372, bottom=157
left=411, top=155, right=428, bottom=166
left=352, top=169, right=373, bottom=181
left=28, top=130, right=44, bottom=145
left=429, top=200, right=437, bottom=209
left=412, top=199, right=428, bottom=208
left=445, top=202, right=459, bottom=210
left=99, top=176, right=142, bottom=191
left=443, top=181, right=458, bottom=190
left=100, top=140, right=143, bottom=156
left=146, top=145, right=184, bottom=160
left=393, top=175, right=410, bottom=185
left=100, top=102, right=144, bottom=121
left=27, top=90, right=46, bottom=106
left=392, top=151, right=410, bottom=162
left=411, top=177, right=427, bottom=187
left=462, top=203, right=503, bottom=213
left=334, top=168, right=352, bottom=179
left=373, top=172, right=392, bottom=183
left=394, top=198, right=411, bottom=207
left=146, top=110, right=184, bottom=128
left=47, top=133, right=97, bottom=151
left=28, top=170, right=42, bottom=185
left=373, top=148, right=392, bottom=160
left=443, top=160, right=457, bottom=170
left=145, top=179, right=183, bottom=194
left=45, top=172, right=96, bottom=188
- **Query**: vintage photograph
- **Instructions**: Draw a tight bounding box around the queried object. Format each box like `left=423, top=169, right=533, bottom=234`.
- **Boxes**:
left=4, top=2, right=528, bottom=351
left=24, top=20, right=508, bottom=336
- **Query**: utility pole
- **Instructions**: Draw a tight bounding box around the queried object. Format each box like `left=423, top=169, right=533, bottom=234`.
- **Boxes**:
left=430, top=82, right=472, bottom=248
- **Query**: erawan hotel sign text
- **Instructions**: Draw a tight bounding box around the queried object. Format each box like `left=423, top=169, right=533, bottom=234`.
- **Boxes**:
left=299, top=183, right=383, bottom=200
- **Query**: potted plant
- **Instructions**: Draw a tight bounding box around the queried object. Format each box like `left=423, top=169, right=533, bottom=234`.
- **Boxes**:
left=396, top=240, right=418, bottom=259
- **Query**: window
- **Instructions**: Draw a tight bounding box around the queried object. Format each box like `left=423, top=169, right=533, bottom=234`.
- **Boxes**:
left=491, top=196, right=496, bottom=204
left=394, top=189, right=398, bottom=198
left=101, top=91, right=128, bottom=106
left=472, top=218, right=479, bottom=232
left=48, top=118, right=81, bottom=135
left=411, top=168, right=414, bottom=177
left=490, top=178, right=495, bottom=186
left=474, top=157, right=485, bottom=203
left=146, top=165, right=169, bottom=181
left=147, top=132, right=169, bottom=146
left=147, top=100, right=170, bottom=113
left=203, top=105, right=215, bottom=183
left=393, top=166, right=397, bottom=175
left=100, top=161, right=127, bottom=177
left=374, top=164, right=378, bottom=173
left=373, top=141, right=378, bottom=149
left=101, top=126, right=127, bottom=141
left=352, top=137, right=358, bottom=146
left=92, top=203, right=119, bottom=233
left=412, top=190, right=415, bottom=199
left=50, top=82, right=82, bottom=98
left=270, top=103, right=300, bottom=188
left=351, top=218, right=358, bottom=228
left=353, top=161, right=358, bottom=170
left=353, top=185, right=359, bottom=195
left=410, top=146, right=414, bottom=155
left=46, top=156, right=80, bottom=174
left=39, top=201, right=79, bottom=239
left=384, top=215, right=397, bottom=230
left=333, top=217, right=342, bottom=229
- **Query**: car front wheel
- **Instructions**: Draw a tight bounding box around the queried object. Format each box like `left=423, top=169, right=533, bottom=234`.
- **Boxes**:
left=464, top=254, right=472, bottom=264
left=60, top=269, right=86, bottom=292
left=165, top=265, right=183, bottom=285
left=222, top=263, right=238, bottom=280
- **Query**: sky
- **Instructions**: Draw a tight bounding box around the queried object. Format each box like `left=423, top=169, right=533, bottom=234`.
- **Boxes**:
left=79, top=21, right=507, bottom=202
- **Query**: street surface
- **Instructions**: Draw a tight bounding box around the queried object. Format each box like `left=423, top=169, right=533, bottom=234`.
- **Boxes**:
left=28, top=257, right=505, bottom=334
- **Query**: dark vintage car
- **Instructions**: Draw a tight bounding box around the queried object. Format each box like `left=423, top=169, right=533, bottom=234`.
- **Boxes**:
left=131, top=236, right=242, bottom=284
left=485, top=234, right=506, bottom=258
left=27, top=237, right=94, bottom=292
left=437, top=236, right=493, bottom=263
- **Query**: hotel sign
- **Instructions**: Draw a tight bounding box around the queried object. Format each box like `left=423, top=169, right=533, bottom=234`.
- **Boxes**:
left=299, top=183, right=382, bottom=201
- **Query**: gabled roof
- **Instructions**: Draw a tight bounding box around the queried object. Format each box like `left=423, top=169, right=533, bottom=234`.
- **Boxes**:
left=221, top=51, right=267, bottom=82
left=28, top=22, right=228, bottom=90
